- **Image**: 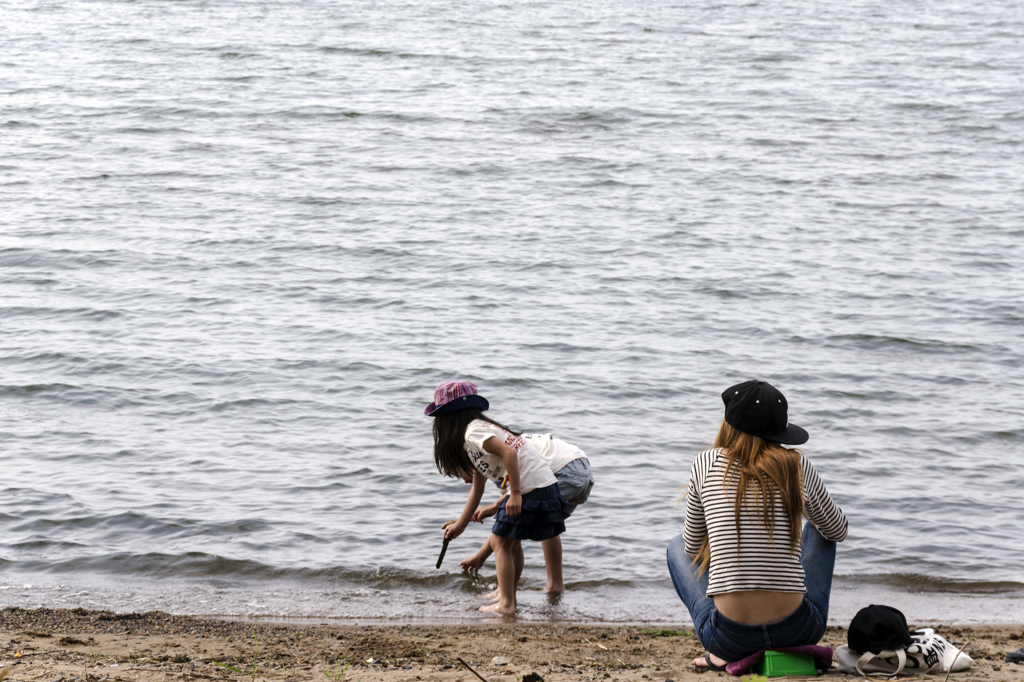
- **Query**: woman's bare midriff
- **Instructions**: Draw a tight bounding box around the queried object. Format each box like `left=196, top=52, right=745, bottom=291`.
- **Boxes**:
left=713, top=590, right=805, bottom=625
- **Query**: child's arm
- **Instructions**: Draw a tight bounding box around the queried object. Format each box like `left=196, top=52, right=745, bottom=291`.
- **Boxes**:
left=482, top=437, right=522, bottom=517
left=472, top=491, right=508, bottom=523
left=444, top=470, right=487, bottom=540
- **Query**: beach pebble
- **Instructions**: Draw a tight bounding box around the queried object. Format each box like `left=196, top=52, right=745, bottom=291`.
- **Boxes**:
left=492, top=656, right=510, bottom=666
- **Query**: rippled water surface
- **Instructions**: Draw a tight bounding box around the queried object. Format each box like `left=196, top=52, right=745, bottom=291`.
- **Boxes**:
left=2, top=0, right=1023, bottom=623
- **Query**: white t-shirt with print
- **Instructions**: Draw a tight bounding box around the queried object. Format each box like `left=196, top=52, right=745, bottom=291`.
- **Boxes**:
left=523, top=434, right=586, bottom=473
left=464, top=420, right=557, bottom=494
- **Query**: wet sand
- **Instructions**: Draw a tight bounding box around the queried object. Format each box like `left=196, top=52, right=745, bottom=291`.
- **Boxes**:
left=1, top=608, right=1021, bottom=682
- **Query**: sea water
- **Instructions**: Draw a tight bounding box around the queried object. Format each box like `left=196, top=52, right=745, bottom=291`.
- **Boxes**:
left=1, top=0, right=1023, bottom=624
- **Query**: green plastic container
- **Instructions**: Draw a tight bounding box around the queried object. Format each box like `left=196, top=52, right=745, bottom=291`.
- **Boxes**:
left=755, top=650, right=819, bottom=677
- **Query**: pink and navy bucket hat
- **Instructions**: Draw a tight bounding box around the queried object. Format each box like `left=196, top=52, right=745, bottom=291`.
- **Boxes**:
left=424, top=380, right=490, bottom=417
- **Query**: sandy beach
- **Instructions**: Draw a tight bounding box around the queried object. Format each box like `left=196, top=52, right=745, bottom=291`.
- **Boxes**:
left=1, top=608, right=1021, bottom=682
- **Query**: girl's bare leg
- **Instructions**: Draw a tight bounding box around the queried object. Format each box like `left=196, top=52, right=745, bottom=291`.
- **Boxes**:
left=480, top=536, right=517, bottom=615
left=473, top=535, right=501, bottom=601
left=541, top=535, right=565, bottom=593
left=481, top=536, right=522, bottom=602
left=513, top=539, right=524, bottom=587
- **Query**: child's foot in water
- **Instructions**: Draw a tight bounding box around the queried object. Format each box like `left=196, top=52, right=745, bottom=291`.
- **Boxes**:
left=479, top=601, right=516, bottom=615
left=479, top=588, right=501, bottom=601
left=544, top=582, right=566, bottom=593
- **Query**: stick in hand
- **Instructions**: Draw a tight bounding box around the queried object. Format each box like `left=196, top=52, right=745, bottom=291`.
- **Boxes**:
left=437, top=519, right=457, bottom=569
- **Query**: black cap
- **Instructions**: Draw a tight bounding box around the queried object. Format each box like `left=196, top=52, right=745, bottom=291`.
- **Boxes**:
left=848, top=604, right=913, bottom=654
left=722, top=380, right=808, bottom=445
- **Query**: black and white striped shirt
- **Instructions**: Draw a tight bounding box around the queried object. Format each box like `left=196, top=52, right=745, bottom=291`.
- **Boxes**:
left=684, top=448, right=848, bottom=595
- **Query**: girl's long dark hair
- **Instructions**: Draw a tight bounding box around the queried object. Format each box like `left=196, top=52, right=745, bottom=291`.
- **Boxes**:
left=432, top=408, right=521, bottom=479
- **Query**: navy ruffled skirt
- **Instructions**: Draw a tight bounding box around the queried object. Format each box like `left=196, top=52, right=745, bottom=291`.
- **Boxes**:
left=491, top=483, right=572, bottom=541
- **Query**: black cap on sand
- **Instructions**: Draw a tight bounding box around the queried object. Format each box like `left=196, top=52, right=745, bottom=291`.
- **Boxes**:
left=848, top=604, right=913, bottom=655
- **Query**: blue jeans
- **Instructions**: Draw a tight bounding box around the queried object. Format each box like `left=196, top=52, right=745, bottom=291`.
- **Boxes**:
left=666, top=522, right=836, bottom=662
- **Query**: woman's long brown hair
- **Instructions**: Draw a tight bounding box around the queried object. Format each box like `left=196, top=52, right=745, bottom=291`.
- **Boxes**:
left=693, top=419, right=803, bottom=575
left=432, top=408, right=521, bottom=480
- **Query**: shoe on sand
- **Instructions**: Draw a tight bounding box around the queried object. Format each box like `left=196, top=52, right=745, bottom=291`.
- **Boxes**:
left=693, top=655, right=728, bottom=672
left=1007, top=645, right=1024, bottom=664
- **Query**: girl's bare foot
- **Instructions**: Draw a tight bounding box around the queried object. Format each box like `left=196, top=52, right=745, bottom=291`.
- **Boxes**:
left=479, top=601, right=516, bottom=615
left=544, top=583, right=565, bottom=593
left=480, top=588, right=501, bottom=601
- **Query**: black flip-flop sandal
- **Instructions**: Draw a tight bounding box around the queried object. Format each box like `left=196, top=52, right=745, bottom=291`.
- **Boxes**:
left=1007, top=645, right=1024, bottom=664
left=693, top=655, right=728, bottom=672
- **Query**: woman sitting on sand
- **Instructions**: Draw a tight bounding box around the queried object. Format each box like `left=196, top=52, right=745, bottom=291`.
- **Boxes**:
left=667, top=380, right=848, bottom=670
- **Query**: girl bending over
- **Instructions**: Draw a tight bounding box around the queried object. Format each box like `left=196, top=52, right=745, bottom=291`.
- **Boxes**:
left=428, top=380, right=571, bottom=615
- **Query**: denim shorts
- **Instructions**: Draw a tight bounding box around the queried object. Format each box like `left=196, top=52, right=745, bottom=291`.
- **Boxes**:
left=666, top=525, right=836, bottom=662
left=702, top=599, right=825, bottom=661
left=555, top=457, right=594, bottom=514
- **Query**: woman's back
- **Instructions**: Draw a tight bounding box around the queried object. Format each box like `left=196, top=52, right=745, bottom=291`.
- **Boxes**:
left=684, top=448, right=848, bottom=596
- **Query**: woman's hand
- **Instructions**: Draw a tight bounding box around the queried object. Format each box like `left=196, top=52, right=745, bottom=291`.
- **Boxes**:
left=505, top=492, right=522, bottom=517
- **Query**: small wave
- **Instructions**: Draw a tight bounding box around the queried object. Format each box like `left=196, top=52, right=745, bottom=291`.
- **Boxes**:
left=0, top=383, right=77, bottom=396
left=753, top=53, right=802, bottom=63
left=208, top=397, right=308, bottom=413
left=19, top=552, right=462, bottom=589
left=316, top=46, right=447, bottom=61
left=0, top=248, right=121, bottom=269
left=841, top=573, right=1024, bottom=594
left=826, top=333, right=980, bottom=354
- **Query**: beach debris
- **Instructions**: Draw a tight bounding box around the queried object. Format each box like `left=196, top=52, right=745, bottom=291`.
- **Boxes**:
left=642, top=629, right=689, bottom=638
left=59, top=637, right=88, bottom=646
left=943, top=638, right=975, bottom=682
left=457, top=657, right=489, bottom=682
left=491, top=656, right=510, bottom=666
left=522, top=673, right=543, bottom=682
